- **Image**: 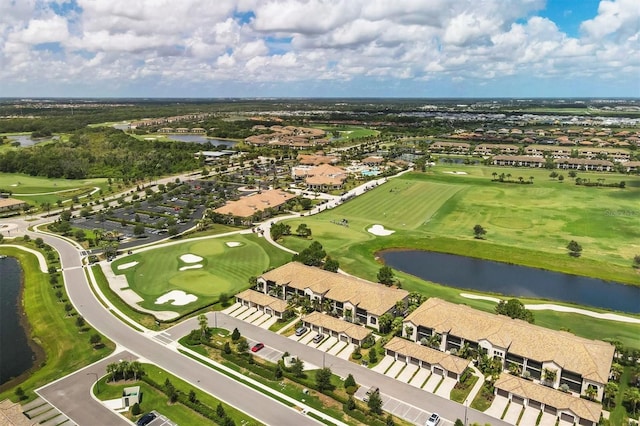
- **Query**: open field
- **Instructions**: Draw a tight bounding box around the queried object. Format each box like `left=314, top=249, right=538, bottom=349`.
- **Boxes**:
left=0, top=172, right=108, bottom=206
left=278, top=165, right=640, bottom=347
left=111, top=233, right=291, bottom=316
left=312, top=124, right=379, bottom=140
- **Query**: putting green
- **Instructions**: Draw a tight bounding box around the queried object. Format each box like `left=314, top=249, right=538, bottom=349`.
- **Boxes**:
left=111, top=234, right=280, bottom=314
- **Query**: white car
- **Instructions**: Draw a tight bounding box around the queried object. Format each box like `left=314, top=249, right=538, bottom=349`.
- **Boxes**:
left=425, top=413, right=440, bottom=426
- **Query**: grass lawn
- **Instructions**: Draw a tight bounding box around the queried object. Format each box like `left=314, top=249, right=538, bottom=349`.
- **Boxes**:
left=0, top=246, right=114, bottom=401
left=0, top=172, right=108, bottom=206
left=94, top=364, right=261, bottom=425
left=609, top=366, right=638, bottom=424
left=312, top=125, right=380, bottom=140
left=110, top=233, right=292, bottom=316
left=277, top=165, right=640, bottom=347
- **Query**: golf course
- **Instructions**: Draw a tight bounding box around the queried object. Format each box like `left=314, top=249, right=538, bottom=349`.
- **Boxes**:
left=0, top=172, right=108, bottom=206
left=111, top=233, right=291, bottom=316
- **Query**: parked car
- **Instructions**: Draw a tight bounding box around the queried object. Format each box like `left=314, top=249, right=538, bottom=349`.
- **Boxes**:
left=425, top=413, right=440, bottom=426
left=363, top=386, right=379, bottom=402
left=312, top=334, right=324, bottom=344
left=137, top=412, right=157, bottom=426
left=251, top=342, right=265, bottom=352
left=295, top=326, right=308, bottom=336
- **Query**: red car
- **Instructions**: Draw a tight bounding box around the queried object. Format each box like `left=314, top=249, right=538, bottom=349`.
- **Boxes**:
left=251, top=343, right=265, bottom=352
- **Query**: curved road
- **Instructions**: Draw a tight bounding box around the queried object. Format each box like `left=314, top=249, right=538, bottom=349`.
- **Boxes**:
left=33, top=231, right=320, bottom=426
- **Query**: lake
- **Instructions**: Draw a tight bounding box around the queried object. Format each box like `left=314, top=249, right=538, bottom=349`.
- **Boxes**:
left=165, top=134, right=236, bottom=146
left=0, top=257, right=35, bottom=385
left=381, top=250, right=640, bottom=313
left=8, top=135, right=58, bottom=147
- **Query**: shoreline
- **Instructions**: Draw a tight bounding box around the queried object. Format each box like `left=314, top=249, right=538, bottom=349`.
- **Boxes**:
left=0, top=256, right=46, bottom=393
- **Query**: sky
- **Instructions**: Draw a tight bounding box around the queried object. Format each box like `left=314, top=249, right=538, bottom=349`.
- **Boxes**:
left=0, top=0, right=638, bottom=98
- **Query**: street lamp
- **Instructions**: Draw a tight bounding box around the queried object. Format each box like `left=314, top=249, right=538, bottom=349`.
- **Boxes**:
left=464, top=398, right=468, bottom=426
left=87, top=372, right=99, bottom=394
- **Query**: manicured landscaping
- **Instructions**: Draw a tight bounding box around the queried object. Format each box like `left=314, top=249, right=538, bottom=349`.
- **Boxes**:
left=110, top=233, right=292, bottom=317
left=0, top=245, right=114, bottom=401
left=94, top=363, right=260, bottom=425
left=0, top=172, right=108, bottom=206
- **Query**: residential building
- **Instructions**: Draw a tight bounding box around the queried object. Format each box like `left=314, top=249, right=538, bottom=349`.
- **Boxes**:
left=492, top=155, right=546, bottom=168
left=235, top=289, right=288, bottom=319
left=303, top=164, right=348, bottom=191
left=256, top=262, right=408, bottom=331
left=301, top=311, right=372, bottom=345
left=213, top=189, right=297, bottom=224
left=428, top=141, right=470, bottom=154
left=0, top=197, right=28, bottom=213
left=474, top=144, right=519, bottom=155
left=402, top=298, right=614, bottom=401
left=553, top=158, right=614, bottom=171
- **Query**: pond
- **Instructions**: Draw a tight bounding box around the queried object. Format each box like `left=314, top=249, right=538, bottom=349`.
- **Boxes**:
left=7, top=135, right=58, bottom=147
left=380, top=250, right=640, bottom=313
left=165, top=134, right=236, bottom=146
left=0, top=257, right=35, bottom=385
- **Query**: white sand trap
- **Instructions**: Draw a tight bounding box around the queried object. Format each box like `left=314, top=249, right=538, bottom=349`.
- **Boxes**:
left=368, top=224, right=395, bottom=236
left=117, top=261, right=139, bottom=270
left=155, top=290, right=198, bottom=306
left=226, top=242, right=242, bottom=247
left=443, top=171, right=468, bottom=175
left=179, top=264, right=203, bottom=271
left=180, top=254, right=203, bottom=263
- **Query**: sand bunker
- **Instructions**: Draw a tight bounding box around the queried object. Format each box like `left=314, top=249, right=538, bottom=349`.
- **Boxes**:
left=180, top=254, right=203, bottom=263
left=117, top=261, right=139, bottom=270
left=226, top=242, right=242, bottom=247
left=367, top=224, right=395, bottom=236
left=155, top=290, right=198, bottom=306
left=179, top=264, right=203, bottom=271
left=443, top=171, right=468, bottom=175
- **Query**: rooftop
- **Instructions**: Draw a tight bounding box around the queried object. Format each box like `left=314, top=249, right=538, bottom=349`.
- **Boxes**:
left=213, top=189, right=296, bottom=218
left=303, top=311, right=372, bottom=341
left=235, top=289, right=288, bottom=312
left=385, top=337, right=470, bottom=375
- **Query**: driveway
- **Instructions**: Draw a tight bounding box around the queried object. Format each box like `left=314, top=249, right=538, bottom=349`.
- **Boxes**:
left=503, top=400, right=523, bottom=425
left=372, top=356, right=395, bottom=374
left=409, top=368, right=430, bottom=388
left=434, top=376, right=457, bottom=398
left=327, top=340, right=348, bottom=356
left=385, top=360, right=405, bottom=379
left=539, top=412, right=557, bottom=426
left=485, top=395, right=509, bottom=419
left=423, top=373, right=443, bottom=393
left=519, top=406, right=540, bottom=426
left=317, top=336, right=338, bottom=351
left=396, top=363, right=418, bottom=383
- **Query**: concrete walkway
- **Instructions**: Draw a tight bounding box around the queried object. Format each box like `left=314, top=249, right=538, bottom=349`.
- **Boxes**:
left=0, top=244, right=49, bottom=272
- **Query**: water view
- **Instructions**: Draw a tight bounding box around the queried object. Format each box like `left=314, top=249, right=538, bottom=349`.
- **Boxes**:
left=165, top=134, right=236, bottom=146
left=0, top=257, right=35, bottom=385
left=381, top=250, right=640, bottom=314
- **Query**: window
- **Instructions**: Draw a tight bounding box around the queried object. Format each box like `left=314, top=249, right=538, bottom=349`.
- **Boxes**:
left=370, top=317, right=377, bottom=325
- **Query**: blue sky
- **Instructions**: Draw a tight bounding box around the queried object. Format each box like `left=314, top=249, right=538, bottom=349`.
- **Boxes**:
left=0, top=0, right=638, bottom=98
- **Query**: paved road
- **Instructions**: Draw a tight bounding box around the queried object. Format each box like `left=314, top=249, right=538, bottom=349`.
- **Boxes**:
left=34, top=231, right=320, bottom=426
left=166, top=313, right=512, bottom=426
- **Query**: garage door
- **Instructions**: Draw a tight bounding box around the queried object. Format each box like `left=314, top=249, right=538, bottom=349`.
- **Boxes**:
left=579, top=418, right=594, bottom=426
left=397, top=355, right=406, bottom=363
left=433, top=367, right=444, bottom=376
left=447, top=371, right=457, bottom=379
left=512, top=395, right=524, bottom=405
left=340, top=334, right=348, bottom=342
left=544, top=406, right=557, bottom=415
left=560, top=413, right=575, bottom=423
left=386, top=350, right=396, bottom=357
left=529, top=400, right=542, bottom=409
left=497, top=389, right=509, bottom=398
left=265, top=308, right=272, bottom=315
left=410, top=357, right=420, bottom=365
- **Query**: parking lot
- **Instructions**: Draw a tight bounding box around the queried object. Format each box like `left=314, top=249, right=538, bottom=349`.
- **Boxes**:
left=371, top=355, right=458, bottom=398
left=146, top=410, right=178, bottom=426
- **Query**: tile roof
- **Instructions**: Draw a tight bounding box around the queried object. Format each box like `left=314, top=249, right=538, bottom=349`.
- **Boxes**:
left=302, top=311, right=372, bottom=341
left=235, top=289, right=288, bottom=312
left=261, top=262, right=408, bottom=316
left=384, top=337, right=470, bottom=375
left=0, top=198, right=27, bottom=209
left=495, top=373, right=601, bottom=422
left=405, top=298, right=614, bottom=384
left=213, top=189, right=296, bottom=218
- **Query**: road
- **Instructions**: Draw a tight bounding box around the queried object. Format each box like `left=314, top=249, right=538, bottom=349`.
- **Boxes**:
left=166, top=313, right=512, bottom=426
left=34, top=231, right=320, bottom=426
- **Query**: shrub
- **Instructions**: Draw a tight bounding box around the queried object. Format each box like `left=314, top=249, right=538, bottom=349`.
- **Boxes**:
left=345, top=386, right=357, bottom=395
left=231, top=327, right=240, bottom=341
left=344, top=373, right=356, bottom=389
left=131, top=402, right=141, bottom=415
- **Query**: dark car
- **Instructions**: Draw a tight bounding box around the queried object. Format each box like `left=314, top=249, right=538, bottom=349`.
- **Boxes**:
left=295, top=326, right=308, bottom=336
left=137, top=412, right=157, bottom=426
left=251, top=342, right=265, bottom=352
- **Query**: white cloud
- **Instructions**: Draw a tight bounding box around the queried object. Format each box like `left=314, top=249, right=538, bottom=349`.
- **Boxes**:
left=0, top=0, right=637, bottom=96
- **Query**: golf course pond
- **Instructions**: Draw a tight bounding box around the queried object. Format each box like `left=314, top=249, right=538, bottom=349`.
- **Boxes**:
left=0, top=257, right=35, bottom=386
left=381, top=250, right=640, bottom=314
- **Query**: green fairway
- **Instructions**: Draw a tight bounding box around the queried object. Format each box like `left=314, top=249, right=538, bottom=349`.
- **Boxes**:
left=111, top=233, right=290, bottom=315
left=0, top=172, right=108, bottom=206
left=312, top=125, right=379, bottom=140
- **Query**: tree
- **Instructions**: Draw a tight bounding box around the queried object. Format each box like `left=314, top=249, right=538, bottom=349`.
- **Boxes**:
left=367, top=390, right=383, bottom=414
left=473, top=224, right=487, bottom=239
left=377, top=266, right=394, bottom=285
left=219, top=292, right=230, bottom=306
left=337, top=373, right=353, bottom=390
left=625, top=387, right=640, bottom=416
left=584, top=386, right=597, bottom=401
left=386, top=414, right=395, bottom=426
left=292, top=241, right=326, bottom=266
left=64, top=302, right=73, bottom=316
left=315, top=367, right=334, bottom=392
left=216, top=403, right=226, bottom=419
left=223, top=342, right=231, bottom=354
left=634, top=254, right=640, bottom=268
left=133, top=223, right=145, bottom=236
left=188, top=389, right=197, bottom=403
left=291, top=357, right=305, bottom=378
left=75, top=316, right=85, bottom=328
left=454, top=420, right=464, bottom=426
left=131, top=402, right=141, bottom=416
left=231, top=327, right=241, bottom=341
left=34, top=237, right=45, bottom=248
left=543, top=368, right=557, bottom=384
left=89, top=333, right=102, bottom=348
left=604, top=381, right=618, bottom=409
left=74, top=229, right=86, bottom=241
left=198, top=314, right=209, bottom=340
left=346, top=395, right=356, bottom=411
left=15, top=387, right=26, bottom=401
left=323, top=257, right=340, bottom=272
left=55, top=290, right=63, bottom=301
left=558, top=173, right=565, bottom=182
left=378, top=313, right=394, bottom=334
left=130, top=361, right=143, bottom=381
left=236, top=337, right=249, bottom=352
left=296, top=223, right=312, bottom=238
left=567, top=240, right=582, bottom=257
left=368, top=348, right=378, bottom=364
left=495, top=298, right=534, bottom=323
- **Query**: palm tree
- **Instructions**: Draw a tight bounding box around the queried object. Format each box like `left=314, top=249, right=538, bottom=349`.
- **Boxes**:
left=625, top=387, right=640, bottom=416
left=584, top=386, right=598, bottom=401
left=604, top=381, right=618, bottom=409
left=518, top=176, right=524, bottom=184
left=529, top=176, right=534, bottom=184
left=106, top=362, right=118, bottom=382
left=492, top=172, right=497, bottom=181
left=119, top=360, right=130, bottom=381
left=610, top=363, right=623, bottom=381
left=427, top=333, right=441, bottom=349
left=506, top=173, right=512, bottom=181
left=543, top=368, right=557, bottom=385
left=129, top=361, right=143, bottom=381
left=198, top=314, right=208, bottom=339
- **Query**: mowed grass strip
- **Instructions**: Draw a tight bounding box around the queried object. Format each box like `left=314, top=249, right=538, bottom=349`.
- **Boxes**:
left=111, top=234, right=291, bottom=316
left=0, top=247, right=114, bottom=400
